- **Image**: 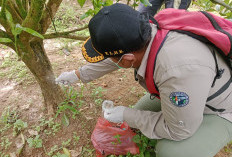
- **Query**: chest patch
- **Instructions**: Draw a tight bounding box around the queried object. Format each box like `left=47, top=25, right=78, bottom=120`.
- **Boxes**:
left=169, top=92, right=189, bottom=107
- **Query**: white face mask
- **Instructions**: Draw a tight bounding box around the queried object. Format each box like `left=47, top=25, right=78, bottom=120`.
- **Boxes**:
left=114, top=53, right=134, bottom=69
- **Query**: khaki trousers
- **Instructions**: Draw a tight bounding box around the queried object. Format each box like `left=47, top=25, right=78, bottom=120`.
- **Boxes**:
left=134, top=93, right=232, bottom=157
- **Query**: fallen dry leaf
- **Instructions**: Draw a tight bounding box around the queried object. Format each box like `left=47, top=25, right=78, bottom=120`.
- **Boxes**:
left=70, top=146, right=83, bottom=157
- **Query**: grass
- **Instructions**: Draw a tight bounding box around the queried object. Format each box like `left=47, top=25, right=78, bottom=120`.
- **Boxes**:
left=46, top=2, right=89, bottom=54
left=48, top=3, right=81, bottom=32
left=0, top=52, right=34, bottom=84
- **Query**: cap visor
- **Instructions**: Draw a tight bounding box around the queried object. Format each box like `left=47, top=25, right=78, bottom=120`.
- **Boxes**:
left=82, top=38, right=105, bottom=63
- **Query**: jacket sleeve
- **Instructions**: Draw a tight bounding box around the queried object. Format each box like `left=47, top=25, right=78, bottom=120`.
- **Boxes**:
left=123, top=65, right=215, bottom=141
left=78, top=58, right=119, bottom=83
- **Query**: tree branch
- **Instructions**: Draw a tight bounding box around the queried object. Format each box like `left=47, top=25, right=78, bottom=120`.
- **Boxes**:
left=22, top=0, right=29, bottom=12
left=0, top=0, right=22, bottom=34
left=45, top=25, right=88, bottom=36
left=0, top=16, right=12, bottom=34
left=22, top=0, right=45, bottom=30
left=210, top=0, right=232, bottom=12
left=44, top=25, right=88, bottom=40
left=6, top=0, right=23, bottom=24
left=44, top=34, right=88, bottom=41
left=20, top=0, right=45, bottom=42
left=61, top=25, right=88, bottom=34
left=16, top=0, right=27, bottom=19
left=1, top=0, right=7, bottom=19
left=40, top=0, right=63, bottom=34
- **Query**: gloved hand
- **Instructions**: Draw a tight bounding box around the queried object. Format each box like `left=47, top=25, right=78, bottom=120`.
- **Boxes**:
left=102, top=100, right=114, bottom=112
left=55, top=70, right=79, bottom=85
left=104, top=106, right=126, bottom=123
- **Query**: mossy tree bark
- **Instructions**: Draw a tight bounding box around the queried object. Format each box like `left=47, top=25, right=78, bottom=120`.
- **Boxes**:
left=20, top=40, right=64, bottom=115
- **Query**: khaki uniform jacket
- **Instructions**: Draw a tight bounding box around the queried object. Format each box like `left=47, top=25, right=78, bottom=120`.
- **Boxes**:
left=79, top=24, right=232, bottom=141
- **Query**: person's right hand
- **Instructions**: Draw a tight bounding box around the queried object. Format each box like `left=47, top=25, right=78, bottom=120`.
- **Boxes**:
left=55, top=70, right=79, bottom=85
left=104, top=106, right=126, bottom=123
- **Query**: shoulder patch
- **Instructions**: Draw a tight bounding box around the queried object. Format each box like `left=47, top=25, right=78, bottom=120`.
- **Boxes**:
left=169, top=92, right=189, bottom=107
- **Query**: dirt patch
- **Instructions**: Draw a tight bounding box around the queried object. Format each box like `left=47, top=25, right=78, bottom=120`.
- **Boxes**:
left=0, top=37, right=146, bottom=156
left=1, top=37, right=231, bottom=157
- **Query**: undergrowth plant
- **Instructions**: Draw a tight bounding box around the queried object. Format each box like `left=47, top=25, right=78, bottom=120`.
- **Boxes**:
left=132, top=133, right=157, bottom=157
left=27, top=135, right=43, bottom=148
left=38, top=118, right=61, bottom=136
left=0, top=137, right=12, bottom=150
left=0, top=107, right=18, bottom=125
left=0, top=152, right=10, bottom=157
left=73, top=132, right=80, bottom=145
left=224, top=141, right=232, bottom=153
left=79, top=0, right=151, bottom=20
left=45, top=139, right=72, bottom=156
left=13, top=119, right=27, bottom=136
left=107, top=132, right=157, bottom=157
left=112, top=134, right=122, bottom=145
left=56, top=85, right=85, bottom=126
left=0, top=53, right=34, bottom=84
left=91, top=86, right=106, bottom=106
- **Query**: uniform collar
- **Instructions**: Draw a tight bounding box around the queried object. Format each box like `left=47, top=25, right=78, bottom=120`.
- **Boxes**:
left=137, top=24, right=157, bottom=79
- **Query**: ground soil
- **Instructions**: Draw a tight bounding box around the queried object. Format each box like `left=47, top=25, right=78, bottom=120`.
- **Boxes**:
left=1, top=39, right=231, bottom=157
left=0, top=1, right=232, bottom=157
left=0, top=36, right=147, bottom=156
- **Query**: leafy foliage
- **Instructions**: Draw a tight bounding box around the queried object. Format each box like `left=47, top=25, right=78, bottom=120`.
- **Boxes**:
left=56, top=86, right=85, bottom=126
left=27, top=135, right=43, bottom=148
left=77, top=0, right=151, bottom=20
left=132, top=133, right=157, bottom=157
left=193, top=0, right=232, bottom=19
left=108, top=132, right=157, bottom=157
left=79, top=0, right=114, bottom=20
left=13, top=119, right=28, bottom=136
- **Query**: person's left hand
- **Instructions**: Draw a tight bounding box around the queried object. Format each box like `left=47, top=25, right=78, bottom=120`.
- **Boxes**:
left=104, top=106, right=126, bottom=123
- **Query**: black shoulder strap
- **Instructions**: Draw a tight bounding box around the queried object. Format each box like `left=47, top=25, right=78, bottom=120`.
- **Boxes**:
left=207, top=49, right=232, bottom=104
left=205, top=104, right=225, bottom=112
left=149, top=15, right=159, bottom=29
left=211, top=50, right=224, bottom=87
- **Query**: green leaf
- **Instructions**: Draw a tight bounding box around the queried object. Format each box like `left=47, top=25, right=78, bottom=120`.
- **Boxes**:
left=68, top=100, right=76, bottom=105
left=149, top=139, right=157, bottom=147
left=0, top=38, right=13, bottom=43
left=27, top=138, right=34, bottom=147
left=62, top=113, right=70, bottom=127
left=63, top=148, right=71, bottom=157
left=63, top=105, right=78, bottom=113
left=104, top=0, right=113, bottom=6
left=225, top=0, right=229, bottom=4
left=11, top=24, right=23, bottom=37
left=34, top=135, right=43, bottom=148
left=77, top=0, right=87, bottom=7
left=140, top=152, right=145, bottom=157
left=80, top=9, right=94, bottom=20
left=140, top=0, right=152, bottom=7
left=133, top=135, right=141, bottom=144
left=20, top=27, right=44, bottom=39
left=6, top=10, right=15, bottom=29
left=145, top=151, right=151, bottom=157
left=59, top=155, right=69, bottom=157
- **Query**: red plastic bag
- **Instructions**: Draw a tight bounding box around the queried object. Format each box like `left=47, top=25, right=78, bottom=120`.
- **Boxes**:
left=91, top=117, right=139, bottom=157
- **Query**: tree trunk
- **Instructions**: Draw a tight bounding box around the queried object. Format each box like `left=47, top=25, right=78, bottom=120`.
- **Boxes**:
left=20, top=40, right=64, bottom=115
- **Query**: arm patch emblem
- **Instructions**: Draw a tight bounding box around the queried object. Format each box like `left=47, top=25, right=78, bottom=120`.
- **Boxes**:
left=169, top=92, right=189, bottom=107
